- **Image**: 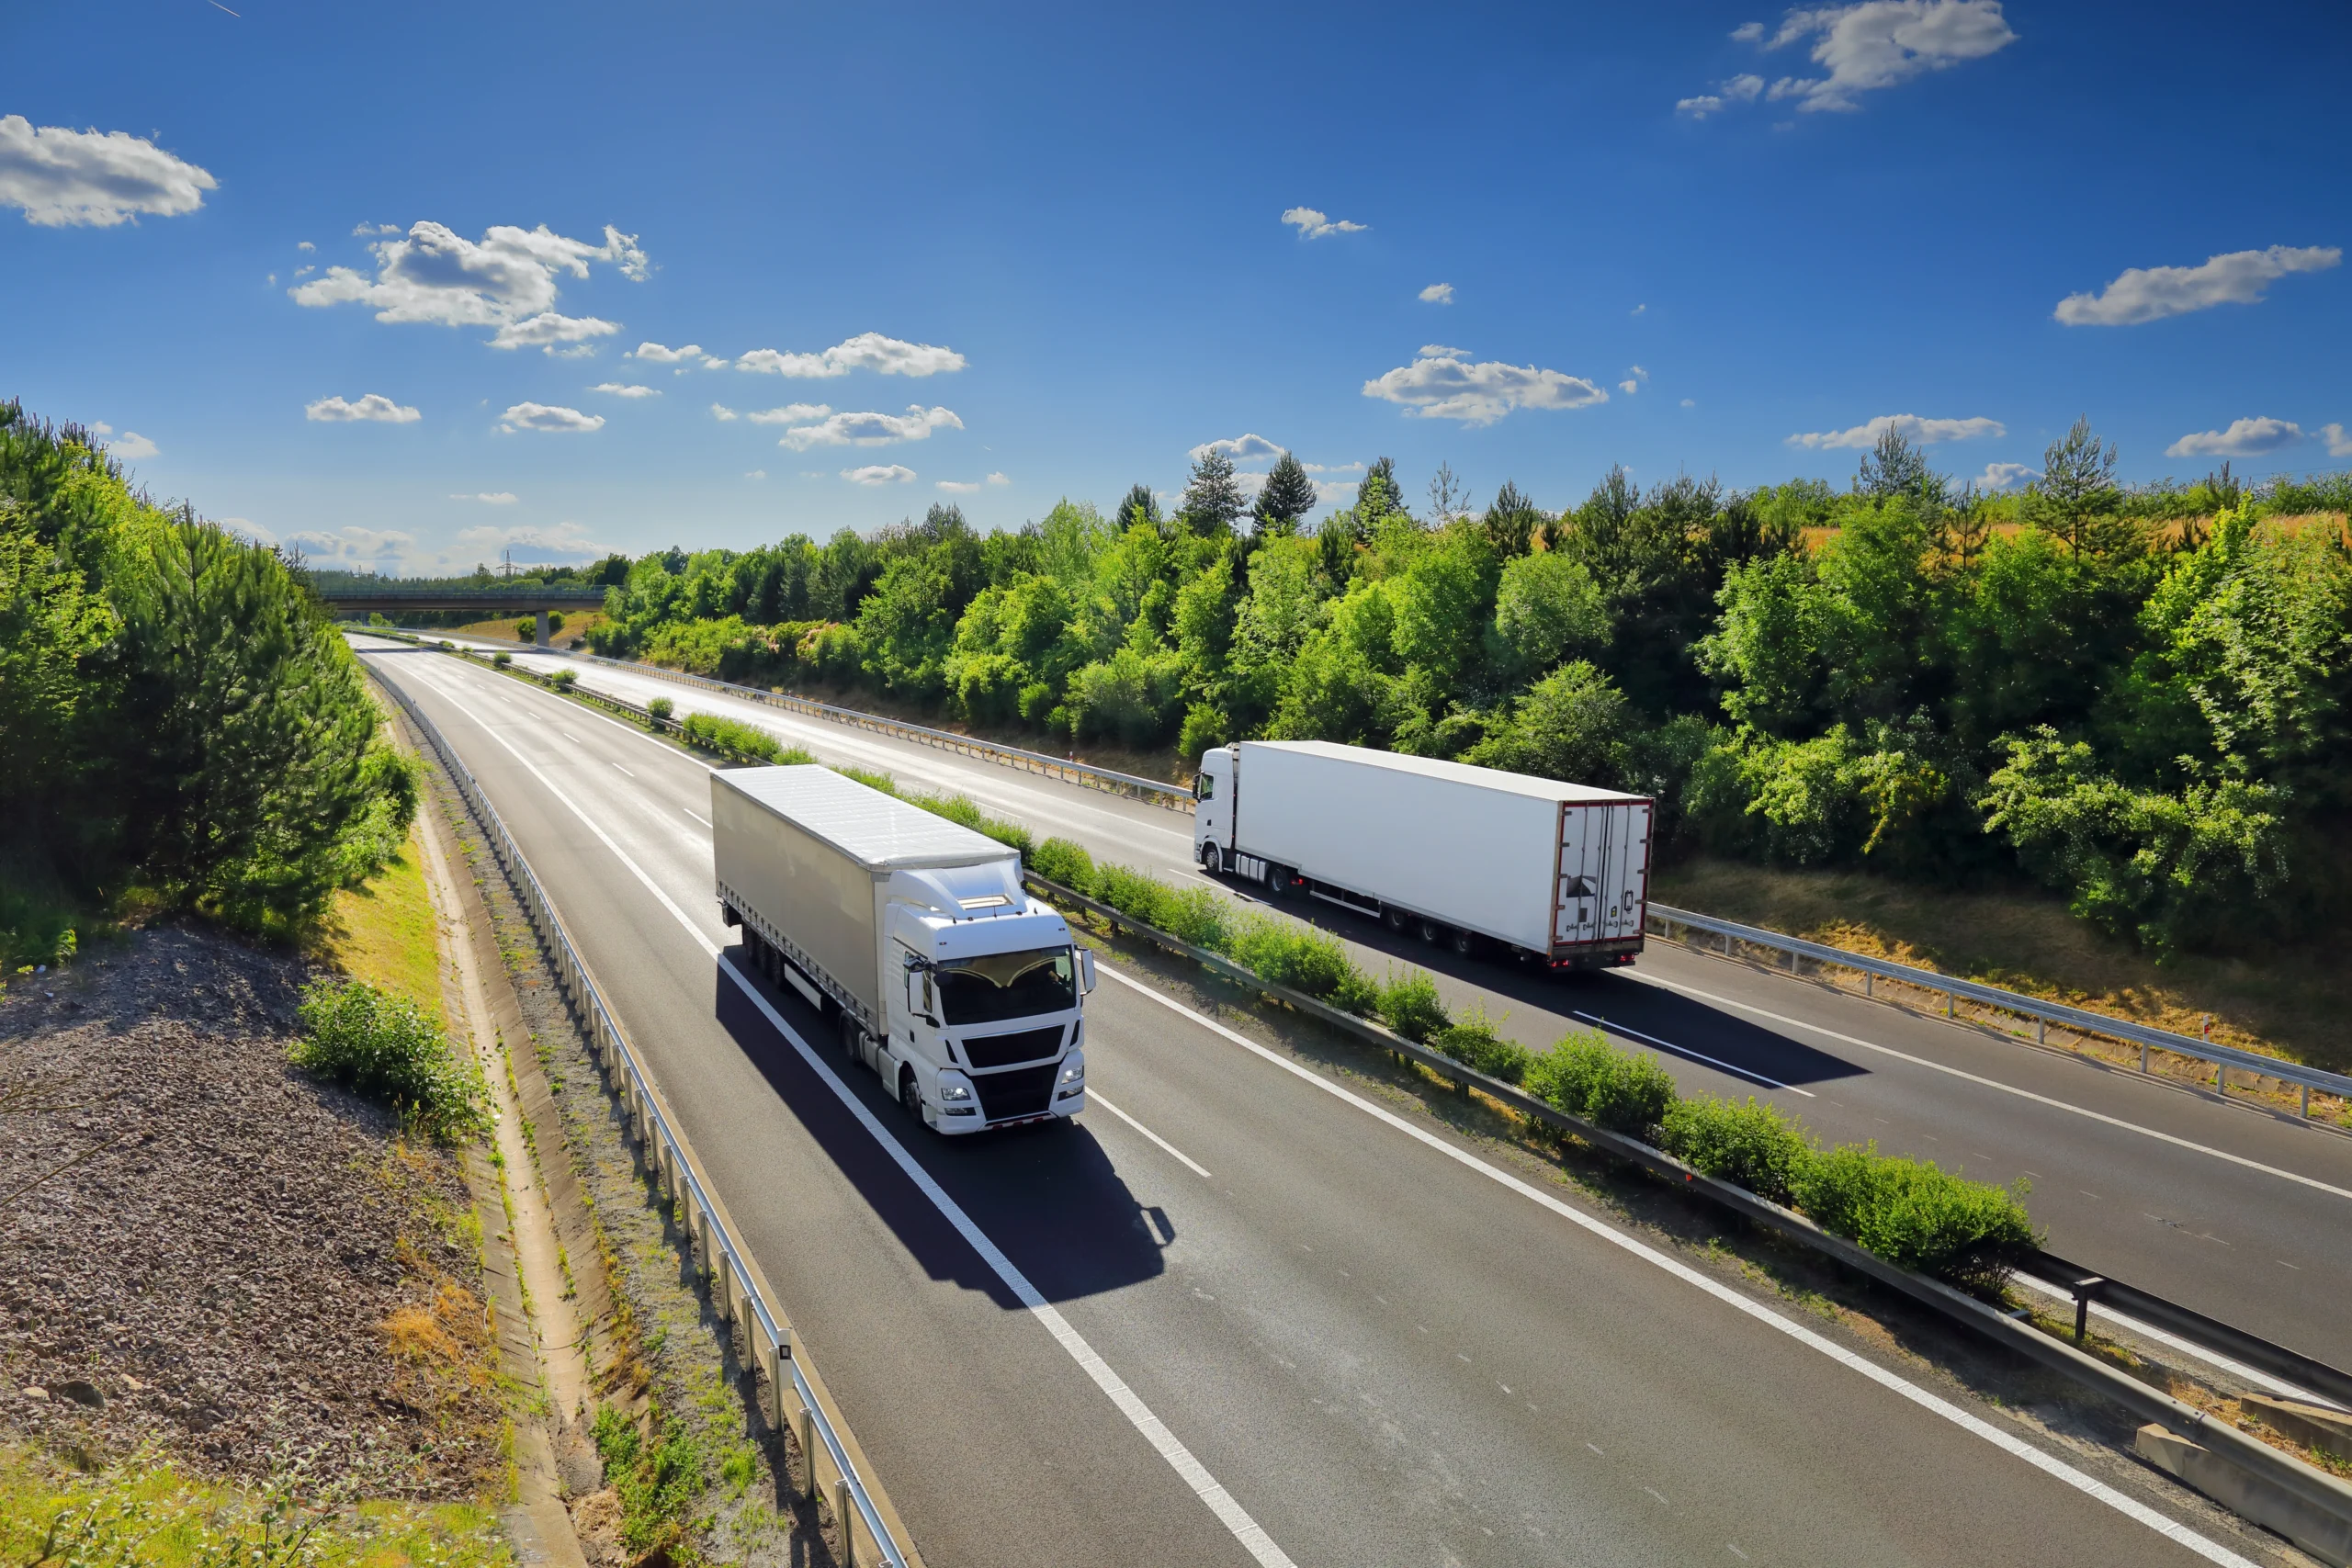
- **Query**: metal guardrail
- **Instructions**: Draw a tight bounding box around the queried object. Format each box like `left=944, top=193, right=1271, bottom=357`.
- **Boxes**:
left=369, top=664, right=914, bottom=1568
left=1648, top=902, right=2352, bottom=1114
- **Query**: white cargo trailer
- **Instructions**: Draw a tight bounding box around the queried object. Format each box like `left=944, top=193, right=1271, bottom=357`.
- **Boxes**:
left=713, top=764, right=1094, bottom=1133
left=1191, top=740, right=1653, bottom=970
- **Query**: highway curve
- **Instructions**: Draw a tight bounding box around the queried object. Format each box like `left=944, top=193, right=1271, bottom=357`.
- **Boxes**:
left=354, top=635, right=2290, bottom=1568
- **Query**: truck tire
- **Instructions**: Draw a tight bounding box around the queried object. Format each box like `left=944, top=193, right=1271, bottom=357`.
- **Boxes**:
left=1449, top=927, right=1477, bottom=958
left=1418, top=918, right=1445, bottom=945
left=1384, top=907, right=1411, bottom=933
left=1200, top=842, right=1223, bottom=876
left=837, top=1012, right=861, bottom=1060
left=899, top=1066, right=923, bottom=1122
left=1265, top=863, right=1291, bottom=898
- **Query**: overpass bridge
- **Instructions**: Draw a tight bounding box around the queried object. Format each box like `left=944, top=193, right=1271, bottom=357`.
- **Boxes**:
left=316, top=586, right=609, bottom=646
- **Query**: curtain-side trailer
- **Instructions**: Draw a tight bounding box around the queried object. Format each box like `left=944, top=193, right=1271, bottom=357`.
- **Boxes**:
left=713, top=764, right=1095, bottom=1132
left=1189, top=740, right=1653, bottom=970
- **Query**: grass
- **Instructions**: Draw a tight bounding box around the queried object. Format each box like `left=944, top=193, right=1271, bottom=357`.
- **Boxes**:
left=0, top=1440, right=512, bottom=1568
left=1655, top=855, right=2352, bottom=1077
left=313, top=823, right=447, bottom=1025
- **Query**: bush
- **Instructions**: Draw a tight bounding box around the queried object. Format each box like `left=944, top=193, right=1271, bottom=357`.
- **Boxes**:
left=678, top=711, right=790, bottom=762
left=1792, top=1145, right=2040, bottom=1297
left=492, top=651, right=513, bottom=669
left=1430, top=1004, right=1534, bottom=1084
left=1375, top=970, right=1448, bottom=1043
left=1524, top=1029, right=1676, bottom=1137
left=909, top=791, right=1035, bottom=856
left=1658, top=1095, right=1815, bottom=1205
left=514, top=618, right=535, bottom=644
left=291, top=978, right=488, bottom=1141
left=550, top=668, right=578, bottom=690
left=1227, top=917, right=1355, bottom=998
left=644, top=695, right=673, bottom=727
left=1029, top=837, right=1096, bottom=890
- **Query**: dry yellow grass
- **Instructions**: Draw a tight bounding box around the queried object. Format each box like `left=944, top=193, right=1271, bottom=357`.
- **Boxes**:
left=1654, top=857, right=2352, bottom=1077
left=446, top=609, right=612, bottom=647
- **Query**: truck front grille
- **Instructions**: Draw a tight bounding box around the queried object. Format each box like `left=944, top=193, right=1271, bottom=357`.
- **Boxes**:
left=975, top=1063, right=1059, bottom=1122
left=958, top=1024, right=1064, bottom=1070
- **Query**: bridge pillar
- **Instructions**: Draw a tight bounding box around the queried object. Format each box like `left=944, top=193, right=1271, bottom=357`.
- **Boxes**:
left=535, top=609, right=551, bottom=649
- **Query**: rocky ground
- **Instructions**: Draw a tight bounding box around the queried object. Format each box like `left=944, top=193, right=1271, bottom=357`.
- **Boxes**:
left=0, top=923, right=504, bottom=1498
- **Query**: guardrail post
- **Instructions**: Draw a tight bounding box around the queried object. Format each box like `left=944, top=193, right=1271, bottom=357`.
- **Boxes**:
left=764, top=1335, right=786, bottom=1428
left=797, top=1401, right=816, bottom=1494
left=2140, top=1043, right=2150, bottom=1074
left=1863, top=971, right=1873, bottom=998
left=834, top=1478, right=855, bottom=1567
left=2036, top=1017, right=2046, bottom=1045
left=2301, top=1084, right=2312, bottom=1118
left=1945, top=988, right=1955, bottom=1019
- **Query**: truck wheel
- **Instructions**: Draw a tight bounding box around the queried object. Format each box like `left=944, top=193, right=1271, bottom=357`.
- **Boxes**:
left=1384, top=907, right=1410, bottom=933
left=899, top=1066, right=923, bottom=1122
left=1265, top=863, right=1290, bottom=898
left=1418, top=918, right=1445, bottom=945
left=1200, top=842, right=1223, bottom=876
left=1449, top=927, right=1477, bottom=958
left=837, top=1012, right=861, bottom=1059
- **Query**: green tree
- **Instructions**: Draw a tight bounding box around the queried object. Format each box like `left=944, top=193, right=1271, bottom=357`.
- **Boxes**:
left=1180, top=449, right=1247, bottom=536
left=1491, top=550, right=1607, bottom=677
left=1253, top=451, right=1317, bottom=534
left=1467, top=660, right=1626, bottom=784
left=854, top=554, right=956, bottom=694
left=2028, top=416, right=2127, bottom=558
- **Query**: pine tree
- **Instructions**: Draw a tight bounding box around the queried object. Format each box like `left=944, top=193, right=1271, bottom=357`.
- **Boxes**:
left=1253, top=451, right=1317, bottom=534
left=1116, top=483, right=1162, bottom=533
left=1180, top=450, right=1246, bottom=535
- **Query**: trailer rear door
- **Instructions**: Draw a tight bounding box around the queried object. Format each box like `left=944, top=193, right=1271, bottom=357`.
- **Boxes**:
left=1554, top=800, right=1653, bottom=951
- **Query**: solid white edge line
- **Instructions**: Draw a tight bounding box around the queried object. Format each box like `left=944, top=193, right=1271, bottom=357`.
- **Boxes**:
left=684, top=808, right=712, bottom=828
left=1572, top=1009, right=1815, bottom=1097
left=400, top=666, right=1297, bottom=1568
left=1088, top=1090, right=1213, bottom=1179
left=1634, top=972, right=2352, bottom=1203
left=1092, top=962, right=2258, bottom=1567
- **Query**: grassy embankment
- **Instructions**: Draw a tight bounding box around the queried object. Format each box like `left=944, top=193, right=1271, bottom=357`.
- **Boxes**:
left=444, top=611, right=614, bottom=649
left=311, top=821, right=446, bottom=1022
left=1656, top=857, right=2351, bottom=1087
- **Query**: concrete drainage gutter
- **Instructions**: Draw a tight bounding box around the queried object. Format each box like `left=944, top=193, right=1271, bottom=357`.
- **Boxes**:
left=1026, top=871, right=2352, bottom=1564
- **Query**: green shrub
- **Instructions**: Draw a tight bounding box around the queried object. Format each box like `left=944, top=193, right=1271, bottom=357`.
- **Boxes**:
left=1328, top=966, right=1380, bottom=1017
left=593, top=1404, right=707, bottom=1559
left=1658, top=1095, right=1815, bottom=1205
left=835, top=764, right=898, bottom=795
left=514, top=618, right=535, bottom=644
left=1792, top=1145, right=2040, bottom=1297
left=1029, top=836, right=1096, bottom=890
left=908, top=791, right=1035, bottom=856
left=291, top=978, right=488, bottom=1141
left=1375, top=970, right=1448, bottom=1043
left=1524, top=1029, right=1675, bottom=1137
left=1431, top=1004, right=1533, bottom=1084
left=550, top=668, right=578, bottom=690
left=679, top=711, right=786, bottom=761
left=1227, top=918, right=1355, bottom=998
left=644, top=695, right=673, bottom=726
left=492, top=651, right=513, bottom=669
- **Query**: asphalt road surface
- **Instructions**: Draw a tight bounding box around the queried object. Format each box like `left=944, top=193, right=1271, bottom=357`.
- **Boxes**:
left=354, top=635, right=2296, bottom=1568
left=407, top=633, right=2352, bottom=1369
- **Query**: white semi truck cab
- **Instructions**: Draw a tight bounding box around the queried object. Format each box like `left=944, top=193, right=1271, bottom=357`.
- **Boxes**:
left=713, top=765, right=1094, bottom=1134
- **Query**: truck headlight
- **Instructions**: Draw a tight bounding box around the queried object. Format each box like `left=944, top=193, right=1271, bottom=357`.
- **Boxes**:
left=938, top=1077, right=973, bottom=1103
left=1057, top=1051, right=1086, bottom=1089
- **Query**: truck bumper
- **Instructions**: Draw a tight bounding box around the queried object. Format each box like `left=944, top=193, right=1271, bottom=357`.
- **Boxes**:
left=1552, top=936, right=1644, bottom=969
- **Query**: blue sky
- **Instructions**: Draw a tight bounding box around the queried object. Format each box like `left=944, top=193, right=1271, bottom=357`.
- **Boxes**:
left=4, top=0, right=2346, bottom=573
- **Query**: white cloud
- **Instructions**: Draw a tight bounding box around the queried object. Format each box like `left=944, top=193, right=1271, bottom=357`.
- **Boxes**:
left=1972, top=461, right=2038, bottom=491
left=1619, top=366, right=1650, bottom=395
left=1363, top=344, right=1607, bottom=426
left=0, top=115, right=217, bottom=227
left=2322, top=423, right=2352, bottom=458
left=490, top=311, right=620, bottom=352
left=450, top=518, right=612, bottom=565
left=842, top=465, right=916, bottom=485
left=987, top=472, right=1010, bottom=487
left=710, top=403, right=740, bottom=421
left=2053, top=245, right=2341, bottom=327
left=219, top=516, right=276, bottom=546
left=1632, top=303, right=1647, bottom=315
left=1676, top=73, right=1765, bottom=118
left=498, top=402, right=605, bottom=434
left=1419, top=282, right=1454, bottom=304
left=778, top=405, right=962, bottom=450
left=629, top=341, right=703, bottom=363
left=735, top=332, right=967, bottom=378
left=290, top=220, right=647, bottom=352
left=449, top=491, right=520, bottom=504
left=1314, top=479, right=1360, bottom=503
left=935, top=479, right=981, bottom=493
left=1189, top=433, right=1283, bottom=463
left=351, top=222, right=401, bottom=236
left=1282, top=206, right=1368, bottom=239
left=745, top=468, right=766, bottom=480
left=1787, top=412, right=2005, bottom=448
left=294, top=264, right=314, bottom=276
left=297, top=240, right=314, bottom=252
left=2165, top=418, right=2304, bottom=458
left=109, top=431, right=160, bottom=459
left=306, top=392, right=422, bottom=423
left=1680, top=397, right=1696, bottom=407
left=747, top=403, right=832, bottom=424
left=590, top=382, right=660, bottom=398
left=288, top=525, right=418, bottom=566
left=1696, top=2, right=2016, bottom=117
left=1302, top=460, right=1364, bottom=475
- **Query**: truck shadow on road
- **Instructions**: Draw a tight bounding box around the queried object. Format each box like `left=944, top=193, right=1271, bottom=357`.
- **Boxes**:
left=714, top=953, right=1170, bottom=1308
left=1232, top=885, right=1868, bottom=1090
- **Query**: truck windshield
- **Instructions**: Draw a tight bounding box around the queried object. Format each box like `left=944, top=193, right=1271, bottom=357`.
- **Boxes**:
left=933, top=946, right=1075, bottom=1025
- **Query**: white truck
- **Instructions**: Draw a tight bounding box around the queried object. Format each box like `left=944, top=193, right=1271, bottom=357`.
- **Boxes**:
left=713, top=764, right=1094, bottom=1133
left=1191, top=740, right=1654, bottom=971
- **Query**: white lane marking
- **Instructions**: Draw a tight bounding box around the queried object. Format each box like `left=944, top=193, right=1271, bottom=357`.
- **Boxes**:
left=414, top=674, right=1296, bottom=1568
left=564, top=731, right=582, bottom=743
left=683, top=808, right=711, bottom=829
left=611, top=761, right=636, bottom=778
left=1094, top=964, right=2257, bottom=1566
left=1571, top=1010, right=1815, bottom=1097
left=1088, top=1091, right=1212, bottom=1179
left=1635, top=974, right=2352, bottom=1203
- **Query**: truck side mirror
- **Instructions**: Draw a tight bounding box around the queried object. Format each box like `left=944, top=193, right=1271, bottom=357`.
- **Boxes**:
left=1078, top=948, right=1096, bottom=995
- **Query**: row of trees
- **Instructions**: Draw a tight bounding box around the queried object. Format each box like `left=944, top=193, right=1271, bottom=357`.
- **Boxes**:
left=582, top=427, right=2349, bottom=954
left=1, top=401, right=417, bottom=950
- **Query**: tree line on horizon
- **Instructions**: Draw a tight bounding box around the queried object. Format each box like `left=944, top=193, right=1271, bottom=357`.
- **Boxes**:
left=567, top=427, right=2350, bottom=955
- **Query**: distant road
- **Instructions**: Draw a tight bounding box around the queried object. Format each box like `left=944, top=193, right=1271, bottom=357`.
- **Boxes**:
left=401, top=631, right=2352, bottom=1367
left=354, top=633, right=2278, bottom=1568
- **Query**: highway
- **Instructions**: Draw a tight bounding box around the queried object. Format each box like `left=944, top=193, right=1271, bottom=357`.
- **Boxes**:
left=409, top=633, right=2352, bottom=1370
left=355, top=634, right=2296, bottom=1568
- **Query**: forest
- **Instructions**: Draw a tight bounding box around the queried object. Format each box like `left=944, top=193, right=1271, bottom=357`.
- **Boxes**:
left=0, top=401, right=418, bottom=964
left=574, top=423, right=2352, bottom=958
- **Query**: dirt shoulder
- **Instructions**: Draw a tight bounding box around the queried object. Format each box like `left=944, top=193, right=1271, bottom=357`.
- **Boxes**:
left=0, top=922, right=504, bottom=1497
